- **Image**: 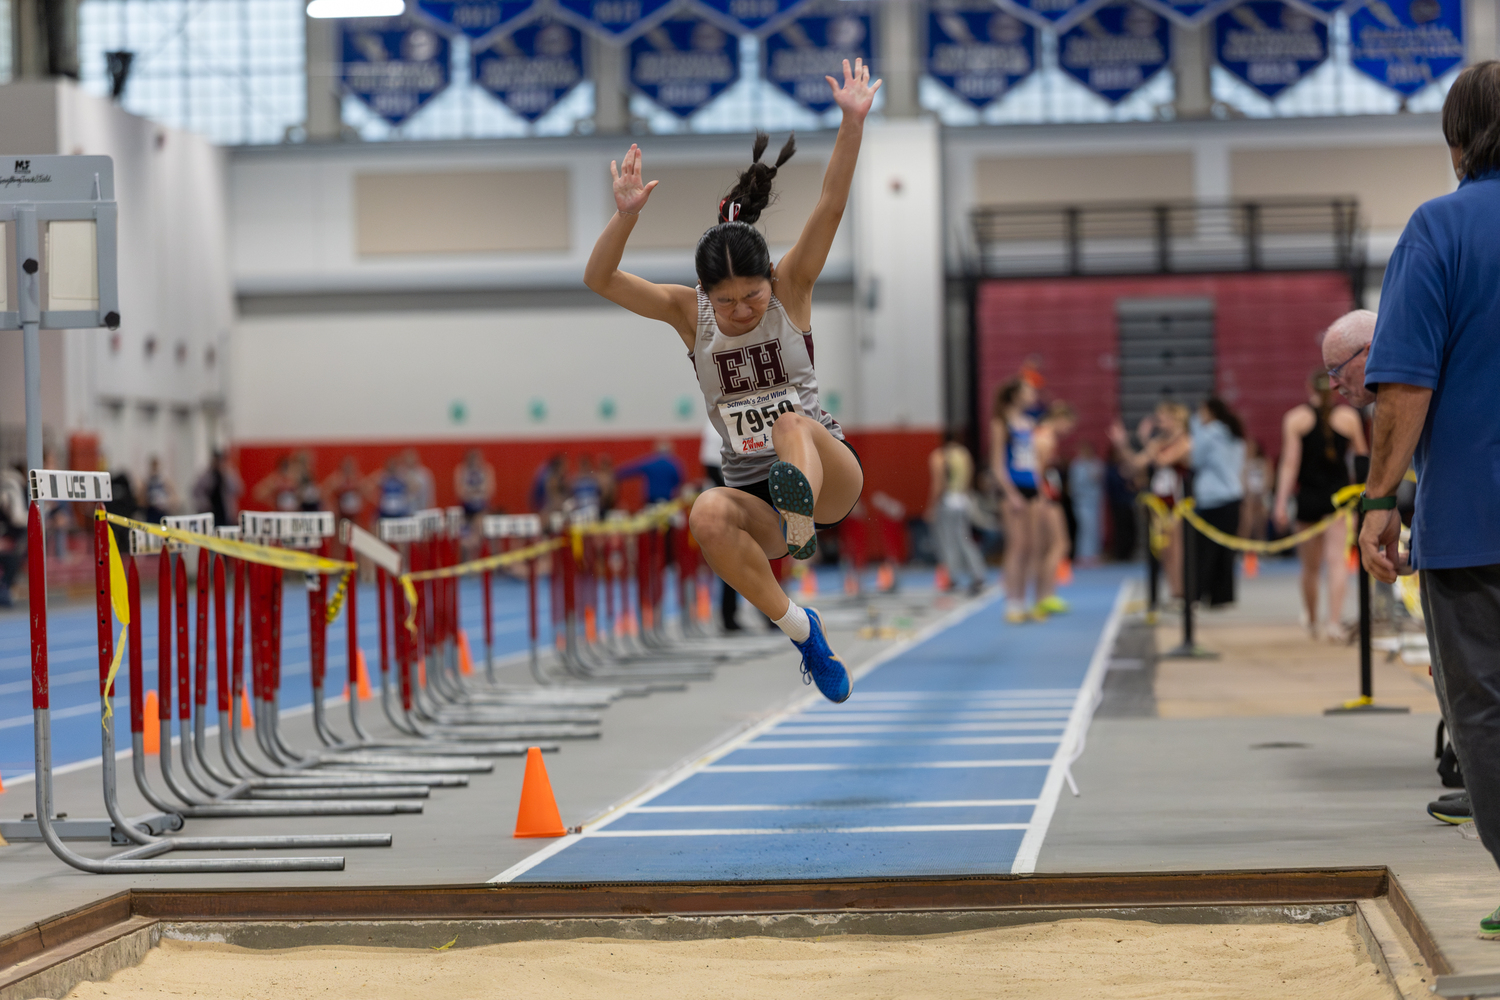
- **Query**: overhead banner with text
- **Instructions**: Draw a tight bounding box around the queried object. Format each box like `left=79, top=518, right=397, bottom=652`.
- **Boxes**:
left=1059, top=1, right=1171, bottom=103
left=1349, top=0, right=1464, bottom=95
left=926, top=2, right=1037, bottom=108
left=630, top=15, right=741, bottom=117
left=763, top=12, right=873, bottom=113
left=556, top=0, right=679, bottom=42
left=415, top=0, right=539, bottom=43
left=473, top=21, right=585, bottom=120
left=1215, top=1, right=1328, bottom=99
left=340, top=18, right=451, bottom=126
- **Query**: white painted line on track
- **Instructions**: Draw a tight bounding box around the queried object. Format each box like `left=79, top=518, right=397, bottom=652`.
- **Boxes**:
left=587, top=824, right=1031, bottom=837
left=744, top=736, right=1063, bottom=748
left=782, top=711, right=1075, bottom=722
left=631, top=800, right=1039, bottom=813
left=769, top=723, right=1067, bottom=734
left=1010, top=579, right=1131, bottom=875
left=703, top=760, right=1052, bottom=772
left=488, top=591, right=1006, bottom=884
left=847, top=689, right=1080, bottom=699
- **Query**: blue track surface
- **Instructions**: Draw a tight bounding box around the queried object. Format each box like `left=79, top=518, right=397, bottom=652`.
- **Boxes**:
left=503, top=568, right=1128, bottom=882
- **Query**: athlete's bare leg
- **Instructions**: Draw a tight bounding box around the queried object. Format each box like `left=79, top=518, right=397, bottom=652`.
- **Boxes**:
left=690, top=414, right=863, bottom=619
left=1001, top=499, right=1034, bottom=608
left=1295, top=522, right=1324, bottom=636
left=1322, top=518, right=1349, bottom=639
left=1035, top=501, right=1068, bottom=601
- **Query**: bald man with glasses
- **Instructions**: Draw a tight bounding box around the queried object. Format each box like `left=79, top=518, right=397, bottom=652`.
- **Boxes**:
left=1322, top=309, right=1376, bottom=409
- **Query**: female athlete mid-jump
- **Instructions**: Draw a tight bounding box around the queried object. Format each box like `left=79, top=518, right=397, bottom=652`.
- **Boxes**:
left=584, top=59, right=879, bottom=704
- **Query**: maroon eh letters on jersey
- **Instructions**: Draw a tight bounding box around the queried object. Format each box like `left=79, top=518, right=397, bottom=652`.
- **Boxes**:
left=712, top=341, right=789, bottom=395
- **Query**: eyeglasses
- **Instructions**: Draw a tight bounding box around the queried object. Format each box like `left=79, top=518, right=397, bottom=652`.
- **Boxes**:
left=1327, top=343, right=1368, bottom=381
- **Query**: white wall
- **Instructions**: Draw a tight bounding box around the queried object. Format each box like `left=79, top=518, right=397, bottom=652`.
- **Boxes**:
left=0, top=80, right=233, bottom=493
left=234, top=301, right=857, bottom=441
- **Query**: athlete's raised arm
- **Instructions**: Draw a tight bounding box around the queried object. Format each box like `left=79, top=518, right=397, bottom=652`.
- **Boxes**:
left=775, top=59, right=881, bottom=317
left=584, top=143, right=698, bottom=348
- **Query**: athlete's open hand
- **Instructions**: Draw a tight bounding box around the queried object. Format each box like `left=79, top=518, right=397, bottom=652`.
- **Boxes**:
left=826, top=58, right=881, bottom=122
left=611, top=144, right=659, bottom=217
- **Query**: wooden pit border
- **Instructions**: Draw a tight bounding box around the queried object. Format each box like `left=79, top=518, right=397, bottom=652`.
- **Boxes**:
left=0, top=866, right=1448, bottom=998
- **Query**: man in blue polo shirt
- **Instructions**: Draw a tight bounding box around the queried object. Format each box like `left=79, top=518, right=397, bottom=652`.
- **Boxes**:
left=1360, top=60, right=1500, bottom=938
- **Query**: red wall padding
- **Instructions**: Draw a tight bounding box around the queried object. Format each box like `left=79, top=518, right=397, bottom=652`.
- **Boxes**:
left=975, top=271, right=1354, bottom=468
left=234, top=429, right=939, bottom=521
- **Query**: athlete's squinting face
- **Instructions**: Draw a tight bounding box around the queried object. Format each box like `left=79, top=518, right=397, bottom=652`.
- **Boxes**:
left=706, top=275, right=773, bottom=336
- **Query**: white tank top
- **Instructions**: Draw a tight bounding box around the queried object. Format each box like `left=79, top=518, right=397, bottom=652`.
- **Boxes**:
left=691, top=288, right=843, bottom=487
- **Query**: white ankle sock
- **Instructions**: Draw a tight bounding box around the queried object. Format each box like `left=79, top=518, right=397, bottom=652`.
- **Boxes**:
left=773, top=602, right=811, bottom=642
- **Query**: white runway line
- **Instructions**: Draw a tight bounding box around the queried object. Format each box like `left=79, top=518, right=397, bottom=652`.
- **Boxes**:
left=488, top=592, right=1006, bottom=884
left=744, top=736, right=1063, bottom=748
left=769, top=722, right=1068, bottom=734
left=588, top=824, right=1031, bottom=837
left=784, top=711, right=1075, bottom=722
left=702, top=760, right=1053, bottom=772
left=1010, top=579, right=1131, bottom=874
left=631, top=800, right=1040, bottom=813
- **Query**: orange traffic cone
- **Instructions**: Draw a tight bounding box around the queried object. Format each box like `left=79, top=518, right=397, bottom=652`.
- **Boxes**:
left=1056, top=559, right=1074, bottom=586
left=583, top=607, right=598, bottom=644
left=355, top=649, right=373, bottom=701
left=695, top=580, right=711, bottom=622
left=0, top=769, right=6, bottom=794
left=799, top=565, right=818, bottom=598
left=143, top=691, right=160, bottom=754
left=1243, top=552, right=1260, bottom=579
left=934, top=565, right=951, bottom=591
left=514, top=746, right=567, bottom=839
left=418, top=657, right=427, bottom=688
left=876, top=563, right=896, bottom=592
left=240, top=690, right=255, bottom=730
left=457, top=630, right=475, bottom=675
left=844, top=570, right=860, bottom=596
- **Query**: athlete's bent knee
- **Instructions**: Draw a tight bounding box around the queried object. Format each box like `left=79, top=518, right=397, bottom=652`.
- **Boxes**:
left=772, top=411, right=817, bottom=443
left=689, top=489, right=741, bottom=546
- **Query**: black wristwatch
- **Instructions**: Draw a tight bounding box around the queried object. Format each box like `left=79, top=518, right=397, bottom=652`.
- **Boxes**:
left=1360, top=492, right=1398, bottom=512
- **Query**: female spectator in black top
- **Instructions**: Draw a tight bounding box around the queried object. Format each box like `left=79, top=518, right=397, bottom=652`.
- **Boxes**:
left=1274, top=370, right=1368, bottom=641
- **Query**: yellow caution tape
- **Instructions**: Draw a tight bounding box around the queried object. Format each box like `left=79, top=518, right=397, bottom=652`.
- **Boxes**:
left=101, top=511, right=355, bottom=576
left=1140, top=482, right=1364, bottom=556
left=325, top=569, right=352, bottom=624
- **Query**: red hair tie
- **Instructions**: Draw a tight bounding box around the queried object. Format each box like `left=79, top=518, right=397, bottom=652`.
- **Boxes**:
left=718, top=198, right=742, bottom=223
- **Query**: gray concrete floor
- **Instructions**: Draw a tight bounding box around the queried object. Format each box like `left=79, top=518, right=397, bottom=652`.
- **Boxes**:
left=1042, top=564, right=1500, bottom=977
left=0, top=588, right=950, bottom=939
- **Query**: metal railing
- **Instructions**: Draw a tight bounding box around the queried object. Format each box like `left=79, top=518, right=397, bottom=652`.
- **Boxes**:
left=971, top=198, right=1364, bottom=281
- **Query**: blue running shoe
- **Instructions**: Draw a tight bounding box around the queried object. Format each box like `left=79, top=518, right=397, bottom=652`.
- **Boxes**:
left=768, top=461, right=818, bottom=560
left=791, top=608, right=851, bottom=703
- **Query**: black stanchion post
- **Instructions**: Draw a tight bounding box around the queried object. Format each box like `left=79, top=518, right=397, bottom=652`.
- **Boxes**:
left=1325, top=509, right=1409, bottom=715
left=1163, top=508, right=1218, bottom=660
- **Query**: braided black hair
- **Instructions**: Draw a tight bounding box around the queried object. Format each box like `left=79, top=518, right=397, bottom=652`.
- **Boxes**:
left=694, top=132, right=796, bottom=292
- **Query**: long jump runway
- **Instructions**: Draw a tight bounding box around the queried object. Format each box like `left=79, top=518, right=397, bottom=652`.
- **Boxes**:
left=499, top=570, right=1129, bottom=883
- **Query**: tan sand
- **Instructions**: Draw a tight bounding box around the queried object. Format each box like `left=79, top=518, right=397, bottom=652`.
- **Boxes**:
left=56, top=916, right=1396, bottom=1000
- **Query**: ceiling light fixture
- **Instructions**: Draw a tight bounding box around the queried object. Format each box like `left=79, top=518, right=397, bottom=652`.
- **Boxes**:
left=306, top=0, right=404, bottom=19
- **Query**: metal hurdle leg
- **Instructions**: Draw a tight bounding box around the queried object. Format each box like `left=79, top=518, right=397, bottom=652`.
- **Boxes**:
left=22, top=502, right=343, bottom=873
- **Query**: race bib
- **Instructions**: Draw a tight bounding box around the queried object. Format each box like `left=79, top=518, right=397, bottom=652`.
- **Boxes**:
left=718, top=387, right=801, bottom=459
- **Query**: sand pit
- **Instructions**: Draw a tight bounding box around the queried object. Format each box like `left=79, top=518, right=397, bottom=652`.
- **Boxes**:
left=55, top=916, right=1396, bottom=1000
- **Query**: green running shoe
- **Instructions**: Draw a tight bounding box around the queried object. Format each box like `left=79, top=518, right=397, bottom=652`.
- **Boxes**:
left=1037, top=595, right=1070, bottom=615
left=768, top=461, right=818, bottom=560
left=1480, top=905, right=1500, bottom=939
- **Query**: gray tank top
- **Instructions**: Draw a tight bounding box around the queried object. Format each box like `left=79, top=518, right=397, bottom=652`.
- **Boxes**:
left=691, top=287, right=843, bottom=487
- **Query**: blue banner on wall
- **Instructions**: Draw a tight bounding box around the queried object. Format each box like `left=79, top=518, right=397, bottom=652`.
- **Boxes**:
left=1349, top=0, right=1464, bottom=95
left=692, top=0, right=815, bottom=35
left=994, top=0, right=1108, bottom=33
left=340, top=18, right=451, bottom=125
left=763, top=13, right=873, bottom=113
left=415, top=0, right=538, bottom=41
left=1058, top=1, right=1170, bottom=103
left=473, top=21, right=585, bottom=120
left=1215, top=2, right=1327, bottom=98
left=556, top=0, right=679, bottom=42
left=630, top=15, right=741, bottom=117
left=926, top=3, right=1037, bottom=108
